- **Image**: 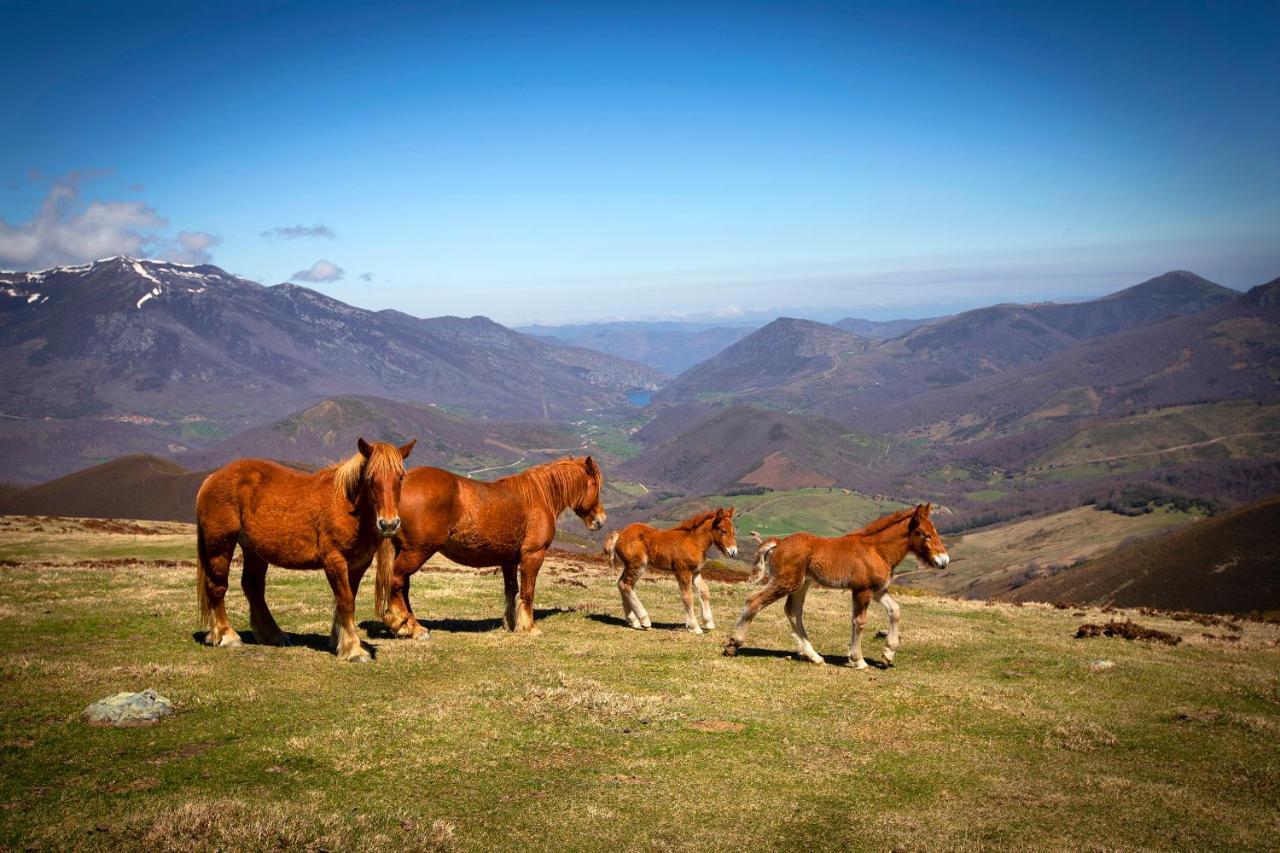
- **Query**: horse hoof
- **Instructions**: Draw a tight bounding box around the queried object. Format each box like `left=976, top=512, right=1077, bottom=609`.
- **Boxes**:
left=689, top=626, right=703, bottom=635
left=346, top=652, right=373, bottom=664
left=641, top=619, right=653, bottom=629
left=219, top=635, right=242, bottom=648
left=412, top=629, right=431, bottom=642
left=847, top=659, right=868, bottom=670
left=704, top=622, right=716, bottom=631
left=722, top=643, right=738, bottom=657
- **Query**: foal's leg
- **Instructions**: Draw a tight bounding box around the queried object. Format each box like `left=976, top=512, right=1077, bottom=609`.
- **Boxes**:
left=384, top=547, right=432, bottom=640
left=723, top=581, right=789, bottom=655
left=200, top=536, right=242, bottom=648
left=875, top=589, right=902, bottom=665
left=241, top=548, right=288, bottom=646
left=502, top=563, right=519, bottom=631
left=786, top=581, right=823, bottom=664
left=324, top=553, right=370, bottom=663
left=848, top=589, right=873, bottom=669
left=694, top=571, right=714, bottom=630
left=676, top=567, right=702, bottom=634
left=514, top=549, right=546, bottom=635
left=618, top=561, right=650, bottom=629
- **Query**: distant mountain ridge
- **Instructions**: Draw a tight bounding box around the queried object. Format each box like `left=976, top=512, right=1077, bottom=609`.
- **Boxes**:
left=516, top=320, right=754, bottom=374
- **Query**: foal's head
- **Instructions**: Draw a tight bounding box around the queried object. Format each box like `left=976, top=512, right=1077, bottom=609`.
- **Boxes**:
left=571, top=456, right=607, bottom=531
left=350, top=437, right=416, bottom=537
left=709, top=507, right=738, bottom=558
left=907, top=503, right=950, bottom=568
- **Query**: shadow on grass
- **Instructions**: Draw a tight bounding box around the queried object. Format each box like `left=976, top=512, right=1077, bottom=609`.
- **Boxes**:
left=727, top=645, right=891, bottom=669
left=358, top=607, right=575, bottom=636
left=586, top=613, right=695, bottom=632
left=189, top=631, right=378, bottom=660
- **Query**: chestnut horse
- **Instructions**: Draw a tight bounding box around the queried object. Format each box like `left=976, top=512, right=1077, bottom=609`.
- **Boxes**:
left=375, top=456, right=606, bottom=638
left=195, top=438, right=415, bottom=662
left=604, top=507, right=738, bottom=633
left=723, top=504, right=949, bottom=668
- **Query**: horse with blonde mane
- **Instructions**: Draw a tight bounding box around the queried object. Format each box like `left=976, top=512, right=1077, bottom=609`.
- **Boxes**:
left=375, top=456, right=606, bottom=638
left=195, top=438, right=415, bottom=662
left=604, top=507, right=738, bottom=633
left=723, top=503, right=949, bottom=668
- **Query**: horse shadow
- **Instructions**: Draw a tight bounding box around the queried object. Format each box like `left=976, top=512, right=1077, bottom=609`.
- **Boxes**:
left=728, top=645, right=891, bottom=669
left=189, top=630, right=378, bottom=660
left=358, top=607, right=575, bottom=637
left=586, top=613, right=694, bottom=632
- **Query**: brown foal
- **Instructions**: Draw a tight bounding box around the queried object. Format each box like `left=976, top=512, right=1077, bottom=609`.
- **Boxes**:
left=605, top=507, right=738, bottom=633
left=723, top=504, right=950, bottom=668
left=195, top=438, right=415, bottom=662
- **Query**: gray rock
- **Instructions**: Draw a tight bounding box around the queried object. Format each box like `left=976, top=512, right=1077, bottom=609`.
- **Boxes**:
left=82, top=689, right=174, bottom=727
left=1089, top=659, right=1115, bottom=672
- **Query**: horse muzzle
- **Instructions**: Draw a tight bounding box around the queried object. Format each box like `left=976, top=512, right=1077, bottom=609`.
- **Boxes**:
left=377, top=517, right=402, bottom=538
left=933, top=553, right=950, bottom=568
left=726, top=546, right=739, bottom=558
left=589, top=514, right=606, bottom=531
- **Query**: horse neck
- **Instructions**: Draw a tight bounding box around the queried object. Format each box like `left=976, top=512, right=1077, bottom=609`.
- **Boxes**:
left=684, top=523, right=717, bottom=556
left=518, top=465, right=585, bottom=518
left=328, top=469, right=375, bottom=526
left=857, top=519, right=912, bottom=569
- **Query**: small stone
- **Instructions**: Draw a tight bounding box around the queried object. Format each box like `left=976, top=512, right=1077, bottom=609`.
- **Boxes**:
left=1089, top=659, right=1115, bottom=671
left=82, top=690, right=174, bottom=728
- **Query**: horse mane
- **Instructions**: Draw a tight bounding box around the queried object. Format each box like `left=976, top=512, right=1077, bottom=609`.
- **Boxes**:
left=501, top=457, right=593, bottom=512
left=853, top=507, right=916, bottom=537
left=330, top=445, right=405, bottom=502
left=673, top=510, right=719, bottom=531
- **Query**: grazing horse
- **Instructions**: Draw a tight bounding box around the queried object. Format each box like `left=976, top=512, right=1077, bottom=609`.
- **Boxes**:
left=195, top=438, right=415, bottom=662
left=375, top=456, right=606, bottom=638
left=604, top=507, right=738, bottom=633
left=723, top=504, right=949, bottom=668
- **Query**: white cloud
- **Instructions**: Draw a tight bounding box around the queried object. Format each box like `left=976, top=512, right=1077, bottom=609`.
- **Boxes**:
left=261, top=223, right=338, bottom=240
left=292, top=259, right=345, bottom=283
left=0, top=174, right=167, bottom=268
left=164, top=231, right=222, bottom=265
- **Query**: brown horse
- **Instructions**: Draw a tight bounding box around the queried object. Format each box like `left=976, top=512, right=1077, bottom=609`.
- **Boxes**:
left=195, top=438, right=415, bottom=662
left=723, top=504, right=949, bottom=668
left=604, top=507, right=738, bottom=633
left=375, top=456, right=606, bottom=638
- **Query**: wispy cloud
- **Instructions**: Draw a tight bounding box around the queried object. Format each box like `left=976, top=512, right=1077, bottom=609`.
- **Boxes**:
left=261, top=223, right=338, bottom=240
left=292, top=259, right=344, bottom=283
left=164, top=231, right=221, bottom=265
left=0, top=173, right=166, bottom=268
left=358, top=272, right=373, bottom=282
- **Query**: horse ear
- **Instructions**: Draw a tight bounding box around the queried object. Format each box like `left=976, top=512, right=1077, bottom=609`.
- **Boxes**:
left=714, top=507, right=725, bottom=519
left=357, top=437, right=373, bottom=458
left=921, top=502, right=932, bottom=518
left=725, top=506, right=735, bottom=517
left=585, top=456, right=600, bottom=479
left=398, top=439, right=417, bottom=460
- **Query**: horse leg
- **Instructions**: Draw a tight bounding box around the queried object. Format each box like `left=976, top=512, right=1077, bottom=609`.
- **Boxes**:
left=324, top=554, right=370, bottom=663
left=790, top=581, right=823, bottom=664
left=501, top=563, right=519, bottom=631
left=384, top=547, right=432, bottom=641
left=848, top=589, right=873, bottom=669
left=676, top=567, right=701, bottom=634
left=694, top=571, right=714, bottom=630
left=198, top=533, right=241, bottom=648
left=241, top=548, right=288, bottom=646
left=723, top=581, right=789, bottom=655
left=514, top=549, right=546, bottom=635
left=617, top=561, right=649, bottom=629
left=875, top=589, right=901, bottom=665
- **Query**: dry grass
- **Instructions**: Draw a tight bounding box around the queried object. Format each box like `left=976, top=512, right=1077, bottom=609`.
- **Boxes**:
left=1, top=521, right=1279, bottom=851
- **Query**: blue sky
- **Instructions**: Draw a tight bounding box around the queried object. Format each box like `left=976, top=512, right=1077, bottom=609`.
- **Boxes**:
left=2, top=0, right=1278, bottom=323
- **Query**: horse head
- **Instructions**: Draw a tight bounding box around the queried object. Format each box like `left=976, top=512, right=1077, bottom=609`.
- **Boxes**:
left=571, top=456, right=607, bottom=531
left=355, top=437, right=416, bottom=537
left=907, top=503, right=950, bottom=568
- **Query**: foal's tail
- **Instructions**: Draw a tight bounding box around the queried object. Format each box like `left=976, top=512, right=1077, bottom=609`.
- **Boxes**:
left=373, top=538, right=396, bottom=620
left=750, top=531, right=778, bottom=584
left=195, top=521, right=212, bottom=630
left=603, top=531, right=620, bottom=573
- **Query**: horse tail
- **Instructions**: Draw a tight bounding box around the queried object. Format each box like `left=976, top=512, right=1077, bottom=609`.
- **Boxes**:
left=603, top=531, right=620, bottom=573
left=373, top=537, right=396, bottom=619
left=195, top=520, right=212, bottom=630
left=750, top=531, right=778, bottom=584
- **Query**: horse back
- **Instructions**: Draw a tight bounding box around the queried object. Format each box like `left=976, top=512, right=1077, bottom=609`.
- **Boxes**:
left=399, top=467, right=530, bottom=563
left=773, top=531, right=882, bottom=590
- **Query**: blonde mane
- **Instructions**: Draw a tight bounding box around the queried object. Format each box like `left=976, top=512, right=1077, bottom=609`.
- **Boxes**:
left=673, top=509, right=720, bottom=532
left=501, top=457, right=595, bottom=513
left=330, top=444, right=405, bottom=502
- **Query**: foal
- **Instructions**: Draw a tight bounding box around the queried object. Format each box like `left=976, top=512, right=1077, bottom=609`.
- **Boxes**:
left=723, top=504, right=949, bottom=668
left=605, top=507, right=738, bottom=633
left=196, top=438, right=414, bottom=662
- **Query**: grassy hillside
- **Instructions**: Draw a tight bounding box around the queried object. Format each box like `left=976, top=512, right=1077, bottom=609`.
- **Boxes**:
left=911, top=505, right=1200, bottom=599
left=1, top=524, right=1278, bottom=850
left=645, top=488, right=904, bottom=540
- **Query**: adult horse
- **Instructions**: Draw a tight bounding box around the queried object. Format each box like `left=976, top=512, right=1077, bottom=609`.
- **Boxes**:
left=375, top=456, right=606, bottom=638
left=195, top=438, right=415, bottom=663
left=723, top=504, right=949, bottom=668
left=604, top=507, right=738, bottom=633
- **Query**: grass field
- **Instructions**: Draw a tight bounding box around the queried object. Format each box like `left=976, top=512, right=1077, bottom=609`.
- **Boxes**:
left=1, top=517, right=1278, bottom=851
